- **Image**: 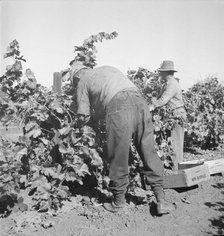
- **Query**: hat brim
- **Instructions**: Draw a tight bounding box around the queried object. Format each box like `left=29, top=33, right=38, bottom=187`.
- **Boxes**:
left=158, top=69, right=177, bottom=72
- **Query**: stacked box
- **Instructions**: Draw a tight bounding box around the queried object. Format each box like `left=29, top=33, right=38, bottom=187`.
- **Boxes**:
left=164, top=164, right=210, bottom=189
left=204, top=159, right=224, bottom=175
left=178, top=159, right=205, bottom=170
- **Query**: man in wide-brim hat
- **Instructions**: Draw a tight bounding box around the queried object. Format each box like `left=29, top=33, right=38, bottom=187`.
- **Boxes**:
left=150, top=60, right=187, bottom=171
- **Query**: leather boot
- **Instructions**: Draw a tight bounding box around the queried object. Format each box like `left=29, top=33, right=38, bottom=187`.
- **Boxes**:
left=156, top=199, right=175, bottom=215
left=103, top=193, right=126, bottom=213
left=153, top=187, right=175, bottom=215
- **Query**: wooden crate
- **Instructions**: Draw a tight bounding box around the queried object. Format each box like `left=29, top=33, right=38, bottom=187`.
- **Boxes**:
left=164, top=164, right=210, bottom=189
left=178, top=159, right=205, bottom=170
left=204, top=159, right=224, bottom=175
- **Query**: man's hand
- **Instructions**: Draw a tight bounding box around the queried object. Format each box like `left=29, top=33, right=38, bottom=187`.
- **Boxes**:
left=149, top=104, right=155, bottom=112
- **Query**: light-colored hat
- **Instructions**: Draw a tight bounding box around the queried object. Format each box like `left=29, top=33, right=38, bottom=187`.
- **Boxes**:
left=70, top=61, right=87, bottom=77
left=158, top=60, right=177, bottom=72
left=61, top=61, right=87, bottom=84
left=61, top=61, right=87, bottom=83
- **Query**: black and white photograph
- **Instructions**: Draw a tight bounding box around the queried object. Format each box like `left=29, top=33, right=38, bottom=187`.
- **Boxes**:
left=0, top=0, right=224, bottom=235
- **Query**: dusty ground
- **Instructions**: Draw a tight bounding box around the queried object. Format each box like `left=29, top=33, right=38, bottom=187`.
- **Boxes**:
left=1, top=151, right=224, bottom=236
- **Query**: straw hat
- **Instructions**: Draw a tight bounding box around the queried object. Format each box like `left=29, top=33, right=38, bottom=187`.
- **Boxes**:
left=158, top=60, right=177, bottom=72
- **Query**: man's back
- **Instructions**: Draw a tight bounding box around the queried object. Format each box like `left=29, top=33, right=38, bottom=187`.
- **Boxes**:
left=76, top=66, right=137, bottom=118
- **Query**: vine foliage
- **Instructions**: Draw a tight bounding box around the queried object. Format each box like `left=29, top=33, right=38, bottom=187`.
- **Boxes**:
left=0, top=33, right=118, bottom=215
left=0, top=34, right=224, bottom=217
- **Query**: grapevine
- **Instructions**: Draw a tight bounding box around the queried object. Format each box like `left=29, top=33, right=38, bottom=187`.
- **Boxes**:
left=0, top=33, right=224, bottom=220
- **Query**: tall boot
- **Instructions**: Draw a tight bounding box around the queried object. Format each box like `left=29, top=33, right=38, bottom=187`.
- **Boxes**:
left=153, top=187, right=175, bottom=215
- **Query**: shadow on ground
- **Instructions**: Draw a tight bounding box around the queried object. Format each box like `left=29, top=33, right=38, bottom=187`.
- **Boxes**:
left=205, top=182, right=224, bottom=235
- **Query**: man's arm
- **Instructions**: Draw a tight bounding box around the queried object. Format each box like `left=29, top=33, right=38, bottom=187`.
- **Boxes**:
left=153, top=80, right=177, bottom=108
left=76, top=78, right=91, bottom=124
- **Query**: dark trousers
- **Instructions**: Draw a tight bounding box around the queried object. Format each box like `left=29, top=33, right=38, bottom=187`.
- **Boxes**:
left=106, top=90, right=164, bottom=197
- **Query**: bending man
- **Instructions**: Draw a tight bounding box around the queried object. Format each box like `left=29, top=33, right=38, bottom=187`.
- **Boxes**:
left=68, top=62, right=174, bottom=215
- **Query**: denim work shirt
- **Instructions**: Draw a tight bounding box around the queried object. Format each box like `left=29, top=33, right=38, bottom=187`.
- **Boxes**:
left=75, top=66, right=137, bottom=120
left=153, top=76, right=185, bottom=110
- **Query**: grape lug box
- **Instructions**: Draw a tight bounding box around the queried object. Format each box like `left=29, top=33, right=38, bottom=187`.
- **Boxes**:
left=204, top=158, right=224, bottom=175
left=178, top=159, right=205, bottom=170
left=163, top=164, right=210, bottom=189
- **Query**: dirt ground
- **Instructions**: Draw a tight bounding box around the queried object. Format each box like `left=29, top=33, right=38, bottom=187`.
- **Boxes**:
left=1, top=152, right=224, bottom=236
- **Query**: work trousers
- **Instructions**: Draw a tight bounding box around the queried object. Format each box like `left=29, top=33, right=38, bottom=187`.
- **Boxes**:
left=171, top=107, right=186, bottom=170
left=106, top=89, right=164, bottom=197
left=171, top=124, right=185, bottom=170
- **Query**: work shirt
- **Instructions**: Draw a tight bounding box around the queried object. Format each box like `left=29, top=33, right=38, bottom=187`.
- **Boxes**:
left=153, top=76, right=185, bottom=110
left=74, top=66, right=137, bottom=120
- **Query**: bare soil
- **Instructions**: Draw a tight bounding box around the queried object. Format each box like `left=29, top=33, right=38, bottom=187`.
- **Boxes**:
left=1, top=151, right=224, bottom=236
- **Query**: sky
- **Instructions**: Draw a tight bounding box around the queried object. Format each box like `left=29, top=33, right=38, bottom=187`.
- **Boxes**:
left=1, top=0, right=224, bottom=90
